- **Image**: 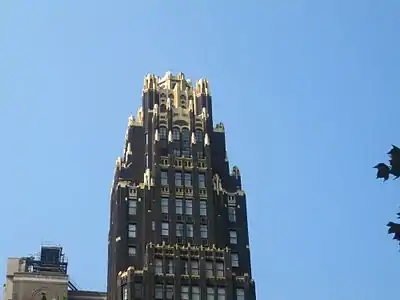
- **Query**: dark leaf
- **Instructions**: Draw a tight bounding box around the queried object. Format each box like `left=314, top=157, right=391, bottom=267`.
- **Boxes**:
left=387, top=221, right=400, bottom=241
left=374, top=163, right=390, bottom=181
left=387, top=145, right=400, bottom=156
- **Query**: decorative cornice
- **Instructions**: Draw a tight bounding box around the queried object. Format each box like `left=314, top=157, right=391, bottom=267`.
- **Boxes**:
left=211, top=173, right=246, bottom=196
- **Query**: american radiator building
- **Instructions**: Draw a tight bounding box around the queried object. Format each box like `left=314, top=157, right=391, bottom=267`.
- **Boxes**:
left=107, top=72, right=257, bottom=300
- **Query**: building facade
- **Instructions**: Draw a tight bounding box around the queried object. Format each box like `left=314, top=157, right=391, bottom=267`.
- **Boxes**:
left=107, top=72, right=256, bottom=300
left=2, top=246, right=106, bottom=300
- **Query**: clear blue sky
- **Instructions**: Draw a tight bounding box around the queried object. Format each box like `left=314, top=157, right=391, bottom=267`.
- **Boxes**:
left=0, top=1, right=399, bottom=299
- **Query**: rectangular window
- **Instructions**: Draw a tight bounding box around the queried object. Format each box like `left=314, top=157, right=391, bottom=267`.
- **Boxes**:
left=173, top=148, right=180, bottom=156
left=186, top=224, right=194, bottom=237
left=145, top=154, right=148, bottom=168
left=134, top=284, right=142, bottom=298
left=155, top=259, right=163, bottom=275
left=185, top=200, right=193, bottom=215
left=176, top=199, right=183, bottom=214
left=181, top=286, right=189, bottom=300
left=145, top=132, right=148, bottom=145
left=192, top=286, right=200, bottom=300
left=152, top=221, right=156, bottom=231
left=229, top=230, right=237, bottom=244
left=191, top=260, right=199, bottom=275
left=182, top=260, right=189, bottom=274
left=155, top=284, right=163, bottom=299
left=182, top=149, right=190, bottom=157
left=161, top=171, right=168, bottom=185
left=199, top=174, right=206, bottom=188
left=128, top=200, right=137, bottom=215
left=200, top=201, right=207, bottom=216
left=123, top=286, right=128, bottom=300
left=128, top=246, right=136, bottom=256
left=161, top=198, right=169, bottom=214
left=166, top=285, right=174, bottom=299
left=159, top=127, right=167, bottom=140
left=182, top=131, right=190, bottom=147
left=173, top=128, right=180, bottom=141
left=128, top=224, right=136, bottom=238
left=175, top=172, right=182, bottom=186
left=198, top=151, right=204, bottom=159
left=228, top=207, right=236, bottom=222
left=207, top=287, right=214, bottom=300
left=184, top=173, right=192, bottom=186
left=200, top=225, right=208, bottom=238
left=217, top=288, right=226, bottom=300
left=167, top=259, right=174, bottom=275
left=176, top=223, right=184, bottom=237
left=236, top=288, right=245, bottom=300
left=228, top=195, right=236, bottom=205
left=162, top=222, right=169, bottom=236
left=216, top=262, right=224, bottom=277
left=205, top=262, right=213, bottom=278
left=231, top=253, right=239, bottom=267
left=195, top=130, right=203, bottom=142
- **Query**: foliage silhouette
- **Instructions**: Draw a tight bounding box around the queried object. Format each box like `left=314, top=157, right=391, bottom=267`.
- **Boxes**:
left=375, top=145, right=400, bottom=244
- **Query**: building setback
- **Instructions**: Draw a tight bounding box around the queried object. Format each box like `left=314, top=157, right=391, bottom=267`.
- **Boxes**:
left=107, top=72, right=257, bottom=300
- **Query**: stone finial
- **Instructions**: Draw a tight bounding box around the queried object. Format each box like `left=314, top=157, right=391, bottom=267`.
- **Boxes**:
left=125, top=143, right=132, bottom=162
left=178, top=72, right=185, bottom=80
left=137, top=107, right=143, bottom=123
left=204, top=133, right=210, bottom=146
left=215, top=122, right=224, bottom=132
left=126, top=142, right=132, bottom=155
left=166, top=98, right=172, bottom=110
left=232, top=166, right=241, bottom=178
left=168, top=130, right=173, bottom=143
left=116, top=157, right=122, bottom=170
left=189, top=99, right=194, bottom=112
left=201, top=107, right=208, bottom=120
left=154, top=129, right=159, bottom=142
left=144, top=169, right=152, bottom=190
left=143, top=73, right=158, bottom=90
left=128, top=115, right=135, bottom=127
left=196, top=78, right=211, bottom=95
left=191, top=132, right=196, bottom=144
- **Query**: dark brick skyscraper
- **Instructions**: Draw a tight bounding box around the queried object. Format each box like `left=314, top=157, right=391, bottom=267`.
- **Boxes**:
left=107, top=72, right=257, bottom=300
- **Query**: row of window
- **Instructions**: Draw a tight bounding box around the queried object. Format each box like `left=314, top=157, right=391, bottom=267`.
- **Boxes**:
left=153, top=257, right=241, bottom=276
left=123, top=284, right=244, bottom=300
left=129, top=199, right=236, bottom=223
left=129, top=198, right=208, bottom=216
left=161, top=222, right=208, bottom=238
left=127, top=223, right=208, bottom=239
left=145, top=128, right=203, bottom=144
left=160, top=172, right=205, bottom=187
left=129, top=198, right=236, bottom=222
left=172, top=149, right=204, bottom=158
left=160, top=128, right=203, bottom=143
left=159, top=93, right=193, bottom=101
left=128, top=219, right=238, bottom=244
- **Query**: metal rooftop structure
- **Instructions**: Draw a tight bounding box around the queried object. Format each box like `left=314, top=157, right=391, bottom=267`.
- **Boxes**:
left=24, top=245, right=79, bottom=291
